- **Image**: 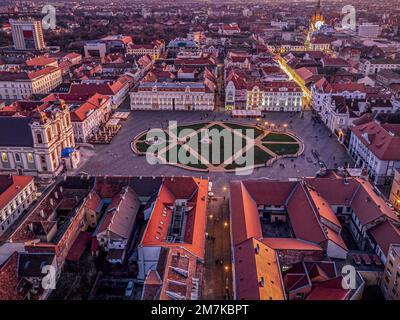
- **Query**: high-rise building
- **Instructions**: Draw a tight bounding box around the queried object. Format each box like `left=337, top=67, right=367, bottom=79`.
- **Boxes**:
left=9, top=19, right=46, bottom=51
left=358, top=23, right=381, bottom=38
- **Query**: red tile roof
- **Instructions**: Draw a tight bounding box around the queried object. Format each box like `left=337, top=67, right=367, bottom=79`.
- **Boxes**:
left=261, top=238, right=323, bottom=251
left=234, top=238, right=285, bottom=300
left=369, top=220, right=400, bottom=256
left=350, top=121, right=400, bottom=160
left=0, top=175, right=33, bottom=210
left=140, top=177, right=208, bottom=260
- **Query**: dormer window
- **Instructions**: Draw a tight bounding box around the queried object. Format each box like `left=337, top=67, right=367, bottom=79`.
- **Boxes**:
left=259, top=277, right=265, bottom=287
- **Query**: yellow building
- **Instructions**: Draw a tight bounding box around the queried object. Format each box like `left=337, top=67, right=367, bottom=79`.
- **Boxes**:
left=389, top=169, right=400, bottom=211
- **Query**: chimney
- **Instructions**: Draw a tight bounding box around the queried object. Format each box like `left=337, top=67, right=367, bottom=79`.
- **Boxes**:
left=40, top=209, right=45, bottom=218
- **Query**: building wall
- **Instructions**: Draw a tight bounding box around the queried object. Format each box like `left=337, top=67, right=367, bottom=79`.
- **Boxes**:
left=0, top=106, right=77, bottom=178
left=381, top=245, right=400, bottom=300
left=246, top=87, right=302, bottom=112
left=10, top=20, right=45, bottom=50
left=0, top=179, right=36, bottom=236
left=137, top=245, right=162, bottom=280
left=389, top=170, right=400, bottom=211
left=130, top=90, right=215, bottom=111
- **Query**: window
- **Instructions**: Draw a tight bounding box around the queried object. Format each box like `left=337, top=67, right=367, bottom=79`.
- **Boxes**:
left=27, top=153, right=34, bottom=163
left=1, top=153, right=8, bottom=162
left=36, top=132, right=43, bottom=144
left=15, top=153, right=21, bottom=162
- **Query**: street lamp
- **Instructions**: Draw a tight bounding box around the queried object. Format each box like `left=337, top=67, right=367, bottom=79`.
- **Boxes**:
left=223, top=186, right=227, bottom=192
left=224, top=221, right=229, bottom=228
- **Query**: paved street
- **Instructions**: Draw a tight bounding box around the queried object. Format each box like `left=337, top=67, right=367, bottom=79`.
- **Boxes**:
left=202, top=196, right=232, bottom=300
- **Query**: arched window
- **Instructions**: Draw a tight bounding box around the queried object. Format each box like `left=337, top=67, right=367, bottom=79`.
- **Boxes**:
left=15, top=153, right=21, bottom=162
left=36, top=132, right=43, bottom=144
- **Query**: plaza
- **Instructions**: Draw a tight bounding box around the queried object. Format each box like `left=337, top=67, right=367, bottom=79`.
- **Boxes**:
left=131, top=120, right=302, bottom=172
left=70, top=110, right=354, bottom=192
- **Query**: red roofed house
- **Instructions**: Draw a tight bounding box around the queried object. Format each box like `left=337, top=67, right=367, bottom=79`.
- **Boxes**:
left=0, top=175, right=36, bottom=238
left=141, top=246, right=203, bottom=300
left=95, top=186, right=141, bottom=264
left=56, top=75, right=134, bottom=108
left=219, top=23, right=241, bottom=36
left=230, top=175, right=400, bottom=299
left=0, top=66, right=62, bottom=100
left=25, top=56, right=58, bottom=68
left=9, top=178, right=96, bottom=269
left=283, top=261, right=352, bottom=300
left=137, top=177, right=208, bottom=281
left=44, top=93, right=112, bottom=143
left=311, top=77, right=367, bottom=113
left=349, top=121, right=400, bottom=185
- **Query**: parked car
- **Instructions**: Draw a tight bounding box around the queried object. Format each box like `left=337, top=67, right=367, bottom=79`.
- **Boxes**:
left=125, top=280, right=134, bottom=297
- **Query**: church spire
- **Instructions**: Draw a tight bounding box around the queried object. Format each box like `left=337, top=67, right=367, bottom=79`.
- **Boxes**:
left=316, top=0, right=321, bottom=14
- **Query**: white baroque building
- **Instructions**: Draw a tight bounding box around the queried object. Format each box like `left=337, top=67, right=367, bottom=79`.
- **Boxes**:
left=0, top=175, right=37, bottom=236
left=130, top=82, right=215, bottom=111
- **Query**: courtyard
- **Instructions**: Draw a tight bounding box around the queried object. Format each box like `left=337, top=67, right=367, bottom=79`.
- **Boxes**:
left=70, top=110, right=353, bottom=192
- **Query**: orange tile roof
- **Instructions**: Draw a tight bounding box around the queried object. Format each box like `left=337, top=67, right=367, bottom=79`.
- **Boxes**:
left=234, top=238, right=285, bottom=300
left=261, top=238, right=323, bottom=251
left=140, top=177, right=208, bottom=260
left=0, top=175, right=33, bottom=210
left=350, top=121, right=400, bottom=161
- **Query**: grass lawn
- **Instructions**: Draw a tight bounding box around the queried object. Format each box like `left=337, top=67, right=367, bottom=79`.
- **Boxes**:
left=224, top=123, right=264, bottom=138
left=176, top=123, right=209, bottom=135
left=262, top=132, right=297, bottom=142
left=193, top=127, right=247, bottom=164
left=225, top=146, right=272, bottom=170
left=134, top=121, right=301, bottom=171
left=136, top=141, right=150, bottom=152
left=264, top=143, right=300, bottom=155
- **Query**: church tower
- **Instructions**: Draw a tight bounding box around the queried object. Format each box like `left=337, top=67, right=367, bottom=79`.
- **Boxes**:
left=305, top=0, right=326, bottom=48
left=309, top=0, right=325, bottom=33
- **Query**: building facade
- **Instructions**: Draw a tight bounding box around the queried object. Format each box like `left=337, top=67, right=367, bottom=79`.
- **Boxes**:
left=349, top=122, right=400, bottom=185
left=9, top=19, right=46, bottom=51
left=246, top=82, right=303, bottom=112
left=0, top=100, right=79, bottom=178
left=0, top=67, right=62, bottom=100
left=381, top=244, right=400, bottom=300
left=0, top=175, right=36, bottom=236
left=130, top=82, right=215, bottom=111
left=389, top=169, right=400, bottom=212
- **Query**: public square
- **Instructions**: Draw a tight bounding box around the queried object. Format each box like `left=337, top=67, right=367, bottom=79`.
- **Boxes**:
left=70, top=109, right=354, bottom=192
